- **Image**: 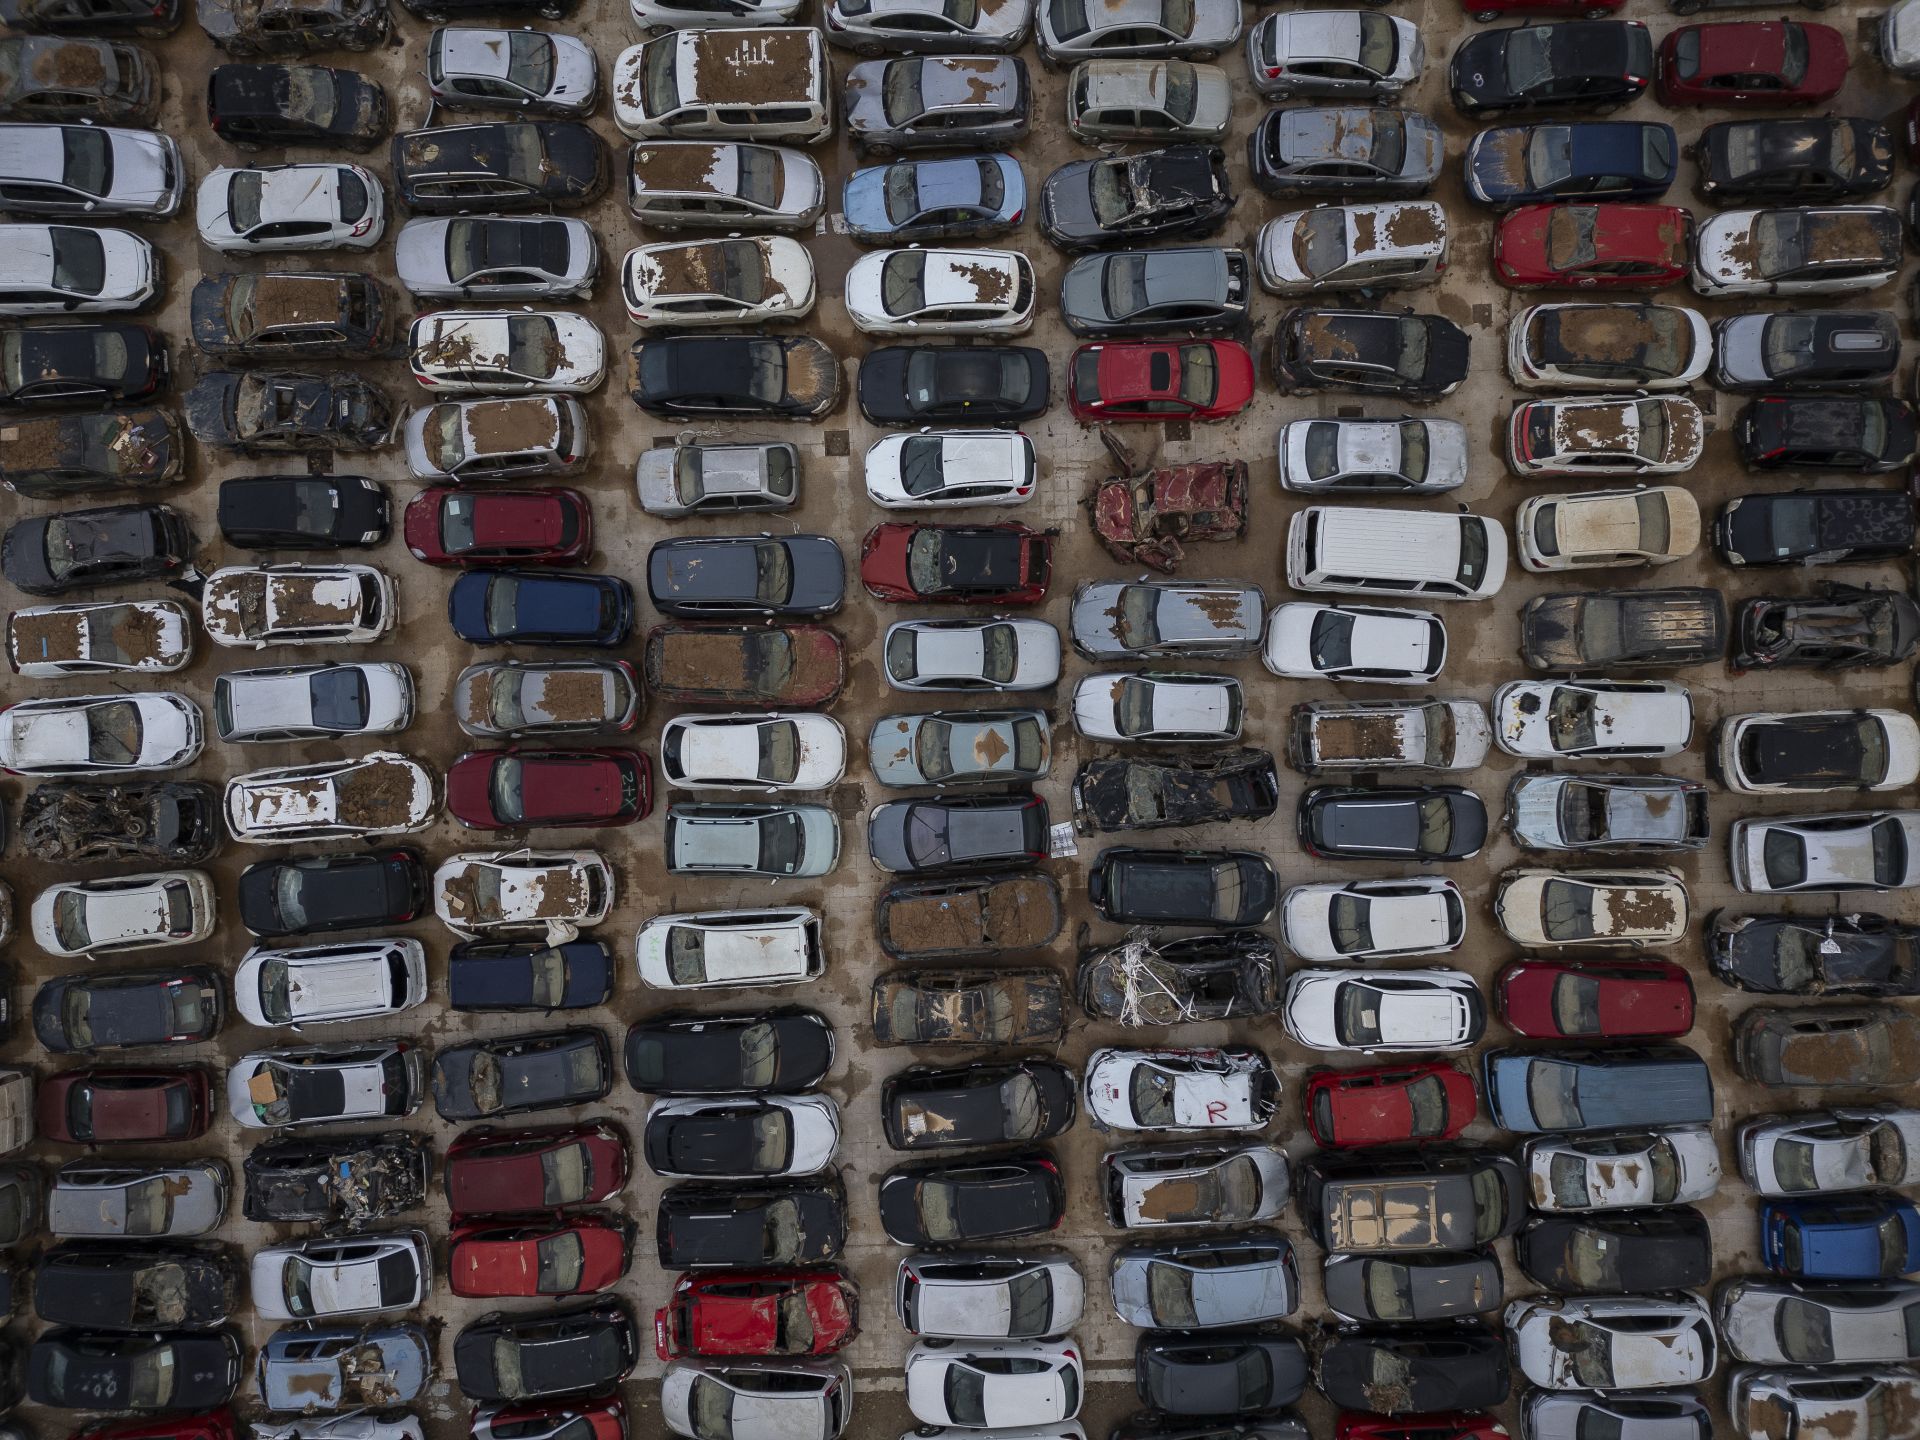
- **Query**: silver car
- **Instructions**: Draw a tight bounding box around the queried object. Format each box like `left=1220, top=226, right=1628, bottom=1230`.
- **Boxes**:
left=426, top=28, right=598, bottom=115
left=1064, top=59, right=1231, bottom=142
left=0, top=122, right=182, bottom=217
left=1245, top=10, right=1422, bottom=99
left=1070, top=579, right=1264, bottom=660
left=1730, top=1366, right=1919, bottom=1440
left=1739, top=1107, right=1920, bottom=1195
left=897, top=1250, right=1084, bottom=1338
left=394, top=216, right=598, bottom=301
left=884, top=618, right=1062, bottom=691
left=825, top=0, right=1032, bottom=54
left=48, top=1160, right=229, bottom=1238
left=1102, top=1143, right=1289, bottom=1228
left=869, top=709, right=1049, bottom=787
left=844, top=56, right=1029, bottom=155
left=1110, top=1235, right=1296, bottom=1328
left=1276, top=417, right=1467, bottom=494
left=665, top=802, right=841, bottom=878
left=1719, top=1278, right=1920, bottom=1366
left=636, top=441, right=799, bottom=517
left=1038, top=0, right=1242, bottom=65
left=1508, top=1292, right=1718, bottom=1390
left=453, top=660, right=641, bottom=739
left=1522, top=1392, right=1708, bottom=1440
left=662, top=1360, right=851, bottom=1440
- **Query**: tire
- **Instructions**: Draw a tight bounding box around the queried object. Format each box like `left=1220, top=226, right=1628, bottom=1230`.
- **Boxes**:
left=1472, top=8, right=1499, bottom=19
left=855, top=41, right=883, bottom=56
left=1189, top=47, right=1216, bottom=59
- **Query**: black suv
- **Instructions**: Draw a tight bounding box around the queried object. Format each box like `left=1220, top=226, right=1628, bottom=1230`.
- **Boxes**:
left=207, top=64, right=387, bottom=150
left=217, top=474, right=390, bottom=550
left=1716, top=490, right=1918, bottom=567
left=238, top=849, right=429, bottom=937
left=1735, top=395, right=1916, bottom=471
left=1299, top=785, right=1489, bottom=862
left=391, top=122, right=607, bottom=213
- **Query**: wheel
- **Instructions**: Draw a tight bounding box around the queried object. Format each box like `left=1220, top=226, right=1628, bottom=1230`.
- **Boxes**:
left=855, top=40, right=883, bottom=56
left=1189, top=46, right=1216, bottom=59
left=1582, top=5, right=1612, bottom=15
left=863, top=142, right=897, bottom=159
left=1472, top=8, right=1499, bottom=19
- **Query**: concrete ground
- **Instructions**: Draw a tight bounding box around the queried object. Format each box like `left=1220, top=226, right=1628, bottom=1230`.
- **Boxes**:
left=3, top=0, right=1920, bottom=1434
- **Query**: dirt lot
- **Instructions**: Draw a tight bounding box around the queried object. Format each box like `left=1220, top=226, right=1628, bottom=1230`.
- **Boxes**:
left=3, top=0, right=1920, bottom=1434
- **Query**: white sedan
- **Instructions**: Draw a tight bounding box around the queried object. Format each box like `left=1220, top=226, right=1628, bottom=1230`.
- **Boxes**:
left=905, top=1340, right=1082, bottom=1430
left=1072, top=672, right=1242, bottom=743
left=196, top=164, right=385, bottom=251
left=636, top=908, right=824, bottom=989
left=7, top=600, right=192, bottom=677
left=1281, top=968, right=1484, bottom=1053
left=1692, top=206, right=1902, bottom=298
left=658, top=714, right=847, bottom=791
left=407, top=311, right=605, bottom=394
left=1281, top=877, right=1465, bottom=961
left=0, top=223, right=158, bottom=313
left=1730, top=811, right=1920, bottom=894
left=1263, top=602, right=1446, bottom=683
left=234, top=940, right=429, bottom=1028
left=1493, top=679, right=1693, bottom=759
left=1507, top=1294, right=1717, bottom=1390
left=201, top=565, right=396, bottom=649
left=31, top=871, right=218, bottom=958
left=0, top=692, right=203, bottom=775
left=1085, top=1047, right=1279, bottom=1132
left=622, top=236, right=815, bottom=326
left=845, top=248, right=1035, bottom=335
left=1524, top=1127, right=1721, bottom=1212
left=252, top=1232, right=431, bottom=1321
left=883, top=619, right=1061, bottom=691
left=865, top=430, right=1036, bottom=508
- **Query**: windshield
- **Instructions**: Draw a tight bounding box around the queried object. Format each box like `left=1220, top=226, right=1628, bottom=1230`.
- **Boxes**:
left=1778, top=1297, right=1836, bottom=1364
left=642, top=35, right=679, bottom=115
left=1177, top=345, right=1218, bottom=405
left=1525, top=1060, right=1581, bottom=1129
left=1504, top=27, right=1553, bottom=93
left=1551, top=974, right=1601, bottom=1036
left=1146, top=1263, right=1198, bottom=1327
left=1365, top=1261, right=1412, bottom=1321
left=883, top=60, right=926, bottom=126
left=1329, top=893, right=1370, bottom=954
left=1129, top=1064, right=1175, bottom=1126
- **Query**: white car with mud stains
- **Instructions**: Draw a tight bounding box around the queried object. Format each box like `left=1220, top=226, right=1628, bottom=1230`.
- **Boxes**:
left=227, top=1042, right=428, bottom=1130
left=1524, top=1126, right=1721, bottom=1212
left=1731, top=1367, right=1920, bottom=1440
left=1085, top=1047, right=1280, bottom=1133
left=1281, top=967, right=1485, bottom=1054
left=406, top=310, right=605, bottom=394
left=7, top=600, right=192, bottom=677
left=621, top=236, right=815, bottom=327
left=845, top=248, right=1035, bottom=335
left=201, top=564, right=397, bottom=649
left=1281, top=878, right=1465, bottom=961
left=224, top=752, right=436, bottom=844
left=1514, top=486, right=1701, bottom=572
left=1493, top=678, right=1693, bottom=759
left=235, top=939, right=430, bottom=1028
left=196, top=163, right=385, bottom=252
left=865, top=430, right=1036, bottom=508
left=1507, top=1293, right=1717, bottom=1390
left=658, top=714, right=847, bottom=792
left=31, top=870, right=217, bottom=958
left=1506, top=302, right=1713, bottom=390
left=0, top=692, right=202, bottom=775
left=1692, top=206, right=1903, bottom=298
left=433, top=850, right=615, bottom=938
left=1508, top=395, right=1705, bottom=477
left=1495, top=868, right=1690, bottom=950
left=1257, top=201, right=1447, bottom=294
left=1072, top=672, right=1242, bottom=744
left=636, top=907, right=824, bottom=990
left=404, top=396, right=590, bottom=482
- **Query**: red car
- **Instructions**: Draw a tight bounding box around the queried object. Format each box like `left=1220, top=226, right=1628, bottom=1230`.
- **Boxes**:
left=446, top=1123, right=631, bottom=1216
left=446, top=747, right=651, bottom=830
left=1656, top=21, right=1847, bottom=107
left=77, top=1413, right=241, bottom=1440
left=450, top=1215, right=634, bottom=1297
left=1068, top=340, right=1255, bottom=423
left=1337, top=1415, right=1509, bottom=1440
left=653, top=1270, right=859, bottom=1361
left=859, top=523, right=1052, bottom=606
left=1493, top=204, right=1690, bottom=289
left=37, top=1067, right=211, bottom=1144
left=1496, top=958, right=1694, bottom=1040
left=403, top=486, right=592, bottom=568
left=472, top=1398, right=626, bottom=1440
left=1303, top=1062, right=1477, bottom=1148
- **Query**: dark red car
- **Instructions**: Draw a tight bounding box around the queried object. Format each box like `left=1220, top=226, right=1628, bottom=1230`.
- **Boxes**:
left=1303, top=1062, right=1477, bottom=1148
left=859, top=523, right=1053, bottom=606
left=653, top=1270, right=858, bottom=1361
left=76, top=1411, right=240, bottom=1440
left=1496, top=958, right=1695, bottom=1040
left=1656, top=21, right=1847, bottom=107
left=472, top=1397, right=627, bottom=1440
left=1493, top=204, right=1690, bottom=289
left=403, top=486, right=593, bottom=567
left=37, top=1067, right=211, bottom=1144
left=446, top=748, right=651, bottom=830
left=451, top=1215, right=634, bottom=1298
left=1337, top=1415, right=1510, bottom=1440
left=446, top=1123, right=631, bottom=1216
left=1067, top=340, right=1255, bottom=423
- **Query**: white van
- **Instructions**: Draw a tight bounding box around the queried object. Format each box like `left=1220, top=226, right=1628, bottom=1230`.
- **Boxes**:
left=1286, top=505, right=1508, bottom=601
left=613, top=29, right=833, bottom=144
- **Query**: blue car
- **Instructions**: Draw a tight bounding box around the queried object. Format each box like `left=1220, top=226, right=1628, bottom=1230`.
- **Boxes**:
left=448, top=939, right=616, bottom=1011
left=1465, top=121, right=1677, bottom=207
left=1762, top=1195, right=1920, bottom=1280
left=843, top=154, right=1025, bottom=244
left=1482, top=1046, right=1713, bottom=1135
left=448, top=570, right=632, bottom=647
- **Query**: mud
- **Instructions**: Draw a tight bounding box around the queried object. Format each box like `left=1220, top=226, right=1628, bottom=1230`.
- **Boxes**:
left=8, top=608, right=83, bottom=663
left=532, top=669, right=613, bottom=723
left=1311, top=712, right=1408, bottom=761
left=952, top=260, right=1013, bottom=307
left=1607, top=886, right=1680, bottom=934
left=1555, top=306, right=1659, bottom=364
left=464, top=398, right=560, bottom=454
left=245, top=274, right=342, bottom=330
left=334, top=758, right=427, bottom=829
left=780, top=339, right=839, bottom=405
left=687, top=28, right=817, bottom=104
left=1300, top=312, right=1360, bottom=360
left=35, top=39, right=111, bottom=87
left=631, top=143, right=728, bottom=193
left=1382, top=203, right=1443, bottom=251
left=109, top=603, right=171, bottom=664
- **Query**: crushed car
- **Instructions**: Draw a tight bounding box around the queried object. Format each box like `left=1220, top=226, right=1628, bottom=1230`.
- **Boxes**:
left=1084, top=429, right=1248, bottom=573
left=19, top=780, right=221, bottom=864
left=1077, top=930, right=1282, bottom=1026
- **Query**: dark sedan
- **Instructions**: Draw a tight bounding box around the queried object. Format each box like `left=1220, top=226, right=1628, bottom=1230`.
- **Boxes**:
left=625, top=1010, right=834, bottom=1096
left=27, top=1329, right=242, bottom=1410
left=1313, top=1327, right=1510, bottom=1415
left=1136, top=1333, right=1309, bottom=1416
left=34, top=1244, right=236, bottom=1330
left=1, top=502, right=193, bottom=596
left=1696, top=117, right=1894, bottom=203
left=1088, top=848, right=1277, bottom=927
left=1299, top=787, right=1488, bottom=862
left=1449, top=21, right=1654, bottom=115
left=647, top=535, right=845, bottom=619
left=33, top=969, right=223, bottom=1054
left=445, top=747, right=650, bottom=831
left=871, top=968, right=1065, bottom=1046
left=656, top=1180, right=847, bottom=1269
left=1715, top=490, right=1917, bottom=567
left=238, top=849, right=427, bottom=938
left=857, top=345, right=1048, bottom=425
left=449, top=570, right=633, bottom=646
left=243, top=1132, right=431, bottom=1225
left=1323, top=1250, right=1503, bottom=1324
left=1467, top=122, right=1676, bottom=207
left=38, top=1068, right=211, bottom=1144
left=868, top=794, right=1050, bottom=875
left=391, top=123, right=607, bottom=212
left=449, top=940, right=616, bottom=1011
left=880, top=1059, right=1077, bottom=1151
left=1709, top=912, right=1920, bottom=996
left=878, top=1153, right=1063, bottom=1246
left=1073, top=751, right=1280, bottom=834
left=1078, top=932, right=1282, bottom=1025
left=1038, top=145, right=1233, bottom=252
left=184, top=371, right=391, bottom=451
left=630, top=336, right=841, bottom=421
left=1516, top=1208, right=1713, bottom=1293
left=217, top=475, right=390, bottom=550
left=0, top=322, right=167, bottom=406
left=453, top=1303, right=637, bottom=1402
left=433, top=1030, right=612, bottom=1121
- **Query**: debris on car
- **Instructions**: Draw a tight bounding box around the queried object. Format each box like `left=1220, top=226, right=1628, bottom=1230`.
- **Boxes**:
left=1085, top=427, right=1249, bottom=573
left=243, top=1132, right=431, bottom=1228
left=875, top=873, right=1063, bottom=961
left=1077, top=929, right=1282, bottom=1026
left=19, top=779, right=221, bottom=864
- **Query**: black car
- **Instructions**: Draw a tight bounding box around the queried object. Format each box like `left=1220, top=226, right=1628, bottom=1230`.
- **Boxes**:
left=1519, top=587, right=1726, bottom=670
left=0, top=407, right=182, bottom=499
left=1516, top=1208, right=1712, bottom=1293
left=207, top=64, right=387, bottom=150
left=1714, top=490, right=1917, bottom=567
left=1073, top=751, right=1280, bottom=833
left=33, top=969, right=223, bottom=1054
left=243, top=1132, right=432, bottom=1226
left=391, top=123, right=607, bottom=213
left=237, top=849, right=429, bottom=938
left=27, top=1328, right=243, bottom=1410
left=1038, top=145, right=1233, bottom=252
left=1299, top=787, right=1488, bottom=862
left=878, top=1153, right=1063, bottom=1246
left=1060, top=247, right=1250, bottom=339
left=433, top=1029, right=612, bottom=1121
left=216, top=475, right=390, bottom=550
left=858, top=345, right=1049, bottom=425
left=453, top=1304, right=636, bottom=1403
left=448, top=940, right=615, bottom=1011
left=1735, top=396, right=1915, bottom=472
left=1321, top=1250, right=1504, bottom=1323
left=1, top=502, right=193, bottom=596
left=656, top=1179, right=847, bottom=1268
left=1135, top=1334, right=1310, bottom=1416
left=1733, top=586, right=1920, bottom=669
left=1312, top=1327, right=1510, bottom=1415
left=399, top=0, right=574, bottom=19
left=867, top=794, right=1051, bottom=875
left=199, top=0, right=387, bottom=56
left=1272, top=308, right=1470, bottom=401
left=880, top=1059, right=1077, bottom=1151
left=630, top=335, right=842, bottom=421
left=0, top=1164, right=40, bottom=1246
left=1087, top=848, right=1278, bottom=928
left=19, top=780, right=220, bottom=865
left=642, top=1099, right=828, bottom=1180
left=0, top=0, right=180, bottom=34
left=191, top=272, right=390, bottom=361
left=1113, top=1424, right=1308, bottom=1440
left=625, top=1010, right=834, bottom=1096
left=0, top=323, right=166, bottom=406
left=1449, top=21, right=1654, bottom=115
left=1695, top=117, right=1893, bottom=203
left=33, top=1244, right=236, bottom=1330
left=1709, top=911, right=1920, bottom=996
left=1078, top=932, right=1282, bottom=1025
left=1715, top=708, right=1913, bottom=793
left=185, top=370, right=393, bottom=452
left=647, top=535, right=845, bottom=619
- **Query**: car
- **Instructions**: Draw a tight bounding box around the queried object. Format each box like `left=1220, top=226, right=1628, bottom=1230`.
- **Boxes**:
left=256, top=1325, right=429, bottom=1412
left=1271, top=307, right=1469, bottom=399
left=451, top=1215, right=632, bottom=1299
left=1515, top=486, right=1701, bottom=573
left=1506, top=774, right=1711, bottom=851
left=1072, top=672, right=1242, bottom=744
left=628, top=139, right=825, bottom=234
left=31, top=870, right=217, bottom=957
left=403, top=486, right=591, bottom=570
left=636, top=440, right=799, bottom=519
left=0, top=320, right=167, bottom=407
left=0, top=222, right=158, bottom=315
left=1087, top=847, right=1276, bottom=927
left=1448, top=20, right=1653, bottom=115
left=391, top=122, right=607, bottom=212
left=448, top=570, right=633, bottom=648
left=864, top=431, right=1034, bottom=512
left=1717, top=1278, right=1920, bottom=1367
left=634, top=909, right=825, bottom=993
left=1656, top=20, right=1847, bottom=107
left=1246, top=10, right=1421, bottom=98
left=1493, top=202, right=1691, bottom=290
left=238, top=849, right=426, bottom=939
left=1288, top=700, right=1492, bottom=774
left=666, top=804, right=840, bottom=879
left=251, top=1231, right=430, bottom=1320
left=1101, top=1143, right=1288, bottom=1230
left=1508, top=302, right=1711, bottom=389
left=433, top=850, right=615, bottom=938
left=226, top=1043, right=426, bottom=1130
left=906, top=1339, right=1082, bottom=1429
left=1507, top=1293, right=1716, bottom=1390
left=842, top=154, right=1024, bottom=248
left=1298, top=787, right=1488, bottom=863
left=1730, top=811, right=1920, bottom=894
left=49, top=1160, right=226, bottom=1239
left=1517, top=587, right=1725, bottom=669
left=1039, top=0, right=1240, bottom=63
left=644, top=1096, right=842, bottom=1180
left=1067, top=338, right=1256, bottom=422
left=1262, top=603, right=1447, bottom=684
left=198, top=0, right=387, bottom=54
left=215, top=474, right=390, bottom=550
left=844, top=246, right=1034, bottom=336
left=1485, top=1046, right=1714, bottom=1134
left=660, top=1360, right=851, bottom=1440
left=406, top=310, right=603, bottom=394
left=1282, top=968, right=1486, bottom=1054
left=1281, top=878, right=1465, bottom=962
left=196, top=162, right=382, bottom=251
left=859, top=522, right=1050, bottom=607
left=1314, top=1329, right=1510, bottom=1415
left=1493, top=678, right=1692, bottom=759
left=1716, top=490, right=1916, bottom=568
left=1135, top=1335, right=1308, bottom=1416
left=655, top=1269, right=856, bottom=1361
left=0, top=405, right=180, bottom=498
left=631, top=335, right=842, bottom=420
left=35, top=1243, right=232, bottom=1329
left=1508, top=395, right=1703, bottom=477
left=1085, top=1047, right=1278, bottom=1133
left=1693, top=206, right=1903, bottom=297
left=1323, top=1250, right=1502, bottom=1325
left=0, top=36, right=159, bottom=124
left=243, top=1132, right=430, bottom=1226
left=206, top=61, right=386, bottom=150
left=425, top=27, right=596, bottom=115
left=1, top=0, right=180, bottom=32
left=876, top=873, right=1061, bottom=963
left=19, top=780, right=216, bottom=869
left=881, top=1058, right=1075, bottom=1149
left=1493, top=868, right=1689, bottom=949
left=1762, top=1195, right=1920, bottom=1280
left=896, top=1249, right=1081, bottom=1336
left=433, top=1030, right=613, bottom=1122
left=1247, top=105, right=1443, bottom=197
left=1496, top=957, right=1693, bottom=1039
left=33, top=967, right=222, bottom=1052
left=234, top=940, right=426, bottom=1029
left=214, top=662, right=412, bottom=745
left=1039, top=145, right=1232, bottom=252
left=1740, top=1108, right=1920, bottom=1196
left=1111, top=1237, right=1296, bottom=1329
left=1303, top=1062, right=1476, bottom=1149
left=871, top=968, right=1064, bottom=1046
left=622, top=236, right=814, bottom=329
left=1729, top=1368, right=1920, bottom=1440
left=824, top=0, right=1030, bottom=52
left=27, top=1331, right=241, bottom=1411
left=1072, top=751, right=1277, bottom=834
left=200, top=565, right=396, bottom=650
left=1525, top=1127, right=1720, bottom=1212
left=1736, top=1007, right=1920, bottom=1089
left=1060, top=246, right=1247, bottom=336
left=1737, top=397, right=1915, bottom=475
left=1066, top=58, right=1232, bottom=142
left=445, top=746, right=648, bottom=831
left=455, top=1304, right=638, bottom=1402
left=1522, top=1210, right=1713, bottom=1294
left=883, top=618, right=1060, bottom=691
left=859, top=343, right=1048, bottom=424
left=656, top=1179, right=846, bottom=1269
left=1077, top=930, right=1281, bottom=1027
left=1308, top=1147, right=1531, bottom=1254
left=38, top=1068, right=211, bottom=1144
left=1466, top=121, right=1675, bottom=207
left=843, top=55, right=1029, bottom=155
left=0, top=690, right=202, bottom=778
left=1710, top=912, right=1920, bottom=996
left=450, top=938, right=614, bottom=1012
left=1733, top=587, right=1920, bottom=670
left=625, top=1008, right=832, bottom=1094
left=446, top=1123, right=630, bottom=1215
left=1696, top=117, right=1893, bottom=204
left=1712, top=311, right=1899, bottom=392
left=1716, top=709, right=1920, bottom=795
left=1072, top=580, right=1263, bottom=661
left=2, top=501, right=193, bottom=597
left=871, top=708, right=1050, bottom=789
left=223, top=752, right=436, bottom=844
left=1275, top=417, right=1466, bottom=495
left=641, top=629, right=839, bottom=715
left=0, top=121, right=181, bottom=216
left=395, top=216, right=597, bottom=302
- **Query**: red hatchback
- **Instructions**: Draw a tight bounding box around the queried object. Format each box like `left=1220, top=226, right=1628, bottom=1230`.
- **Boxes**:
left=451, top=1215, right=634, bottom=1298
left=859, top=523, right=1052, bottom=606
left=403, top=486, right=593, bottom=567
left=1068, top=340, right=1255, bottom=423
left=446, top=1123, right=631, bottom=1216
left=472, top=1398, right=626, bottom=1440
left=1338, top=1415, right=1509, bottom=1440
left=37, top=1067, right=211, bottom=1144
left=1496, top=958, right=1695, bottom=1040
left=1656, top=21, right=1847, bottom=107
left=446, top=747, right=651, bottom=830
left=1494, top=203, right=1690, bottom=289
left=653, top=1271, right=859, bottom=1361
left=1304, top=1062, right=1476, bottom=1148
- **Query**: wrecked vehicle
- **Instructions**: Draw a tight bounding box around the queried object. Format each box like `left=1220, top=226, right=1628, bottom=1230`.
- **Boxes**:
left=1077, top=931, right=1281, bottom=1026
left=880, top=1059, right=1077, bottom=1150
left=185, top=371, right=393, bottom=452
left=242, top=1133, right=431, bottom=1227
left=190, top=273, right=390, bottom=362
left=203, top=565, right=395, bottom=649
left=1038, top=144, right=1233, bottom=252
left=391, top=122, right=608, bottom=213
left=1298, top=1149, right=1527, bottom=1254
left=1102, top=1142, right=1289, bottom=1229
left=1287, top=699, right=1491, bottom=773
left=1709, top=911, right=1920, bottom=996
left=256, top=1325, right=431, bottom=1413
left=1085, top=1046, right=1280, bottom=1133
left=1311, top=1327, right=1510, bottom=1416
left=9, top=599, right=191, bottom=677
left=19, top=780, right=220, bottom=864
left=1734, top=586, right=1920, bottom=670
left=1735, top=1006, right=1920, bottom=1089
left=2, top=502, right=194, bottom=597
left=223, top=752, right=436, bottom=843
left=874, top=873, right=1063, bottom=961
left=34, top=1243, right=237, bottom=1330
left=0, top=407, right=182, bottom=499
left=434, top=850, right=615, bottom=940
left=1072, top=750, right=1279, bottom=834
left=199, top=0, right=387, bottom=56
left=1518, top=586, right=1726, bottom=669
left=870, top=968, right=1065, bottom=1046
left=0, top=36, right=160, bottom=124
left=645, top=623, right=842, bottom=708
left=1507, top=774, right=1710, bottom=852
left=1085, top=428, right=1249, bottom=573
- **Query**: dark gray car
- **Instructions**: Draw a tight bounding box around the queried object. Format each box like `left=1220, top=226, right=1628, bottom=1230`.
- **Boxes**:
left=868, top=793, right=1049, bottom=874
left=1711, top=310, right=1900, bottom=391
left=0, top=38, right=160, bottom=125
left=1322, top=1250, right=1503, bottom=1323
left=1071, top=579, right=1264, bottom=661
left=647, top=535, right=845, bottom=619
left=1136, top=1333, right=1309, bottom=1416
left=844, top=56, right=1029, bottom=154
left=1247, top=106, right=1444, bottom=196
left=1060, top=247, right=1250, bottom=337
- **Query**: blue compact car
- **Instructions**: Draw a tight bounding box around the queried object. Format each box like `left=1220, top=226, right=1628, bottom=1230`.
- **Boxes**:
left=1465, top=122, right=1678, bottom=207
left=843, top=154, right=1026, bottom=244
left=448, top=570, right=633, bottom=647
left=1762, top=1195, right=1920, bottom=1280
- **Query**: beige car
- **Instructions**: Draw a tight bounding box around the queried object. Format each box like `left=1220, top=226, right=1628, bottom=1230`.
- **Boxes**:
left=1495, top=868, right=1689, bottom=950
left=1514, top=486, right=1700, bottom=573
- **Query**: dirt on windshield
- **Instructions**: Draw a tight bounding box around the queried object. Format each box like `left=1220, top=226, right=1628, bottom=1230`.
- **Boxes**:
left=465, top=398, right=559, bottom=454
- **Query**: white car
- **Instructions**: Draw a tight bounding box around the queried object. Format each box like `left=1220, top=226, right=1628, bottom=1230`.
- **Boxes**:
left=1732, top=1368, right=1920, bottom=1440
left=0, top=223, right=158, bottom=313
left=1718, top=1280, right=1920, bottom=1368
left=1085, top=1047, right=1279, bottom=1133
left=394, top=216, right=598, bottom=303
left=622, top=236, right=815, bottom=326
left=234, top=940, right=429, bottom=1028
left=1524, top=1127, right=1721, bottom=1212
left=1282, top=968, right=1484, bottom=1053
left=1693, top=206, right=1903, bottom=298
left=646, top=1095, right=842, bottom=1179
left=252, top=1232, right=431, bottom=1321
left=1276, top=417, right=1467, bottom=494
left=667, top=803, right=841, bottom=879
left=1257, top=202, right=1446, bottom=294
left=1730, top=811, right=1920, bottom=894
left=0, top=123, right=182, bottom=217
left=426, top=27, right=598, bottom=114
left=1506, top=302, right=1713, bottom=390
left=905, top=1339, right=1082, bottom=1429
left=404, top=395, right=589, bottom=481
left=197, top=164, right=385, bottom=251
left=201, top=565, right=397, bottom=649
left=897, top=1252, right=1084, bottom=1338
left=1493, top=679, right=1693, bottom=759
left=883, top=618, right=1061, bottom=691
left=660, top=1361, right=850, bottom=1440
left=1494, top=868, right=1690, bottom=950
left=1716, top=709, right=1920, bottom=794
left=1514, top=486, right=1701, bottom=572
left=225, top=753, right=436, bottom=844
left=1281, top=878, right=1465, bottom=962
left=865, top=430, right=1036, bottom=508
left=1072, top=672, right=1241, bottom=744
left=406, top=310, right=605, bottom=394
left=1102, top=1144, right=1289, bottom=1229
left=845, top=248, right=1034, bottom=335
left=7, top=600, right=192, bottom=677
left=636, top=908, right=824, bottom=989
left=47, top=1161, right=230, bottom=1239
left=227, top=1043, right=427, bottom=1130
left=433, top=850, right=615, bottom=938
left=1507, top=395, right=1705, bottom=477
left=1263, top=602, right=1446, bottom=683
left=658, top=714, right=847, bottom=791
left=1507, top=1293, right=1717, bottom=1390
left=1739, top=1107, right=1920, bottom=1195
left=0, top=692, right=202, bottom=775
left=212, top=663, right=414, bottom=743
left=31, top=870, right=217, bottom=958
left=1246, top=10, right=1422, bottom=97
